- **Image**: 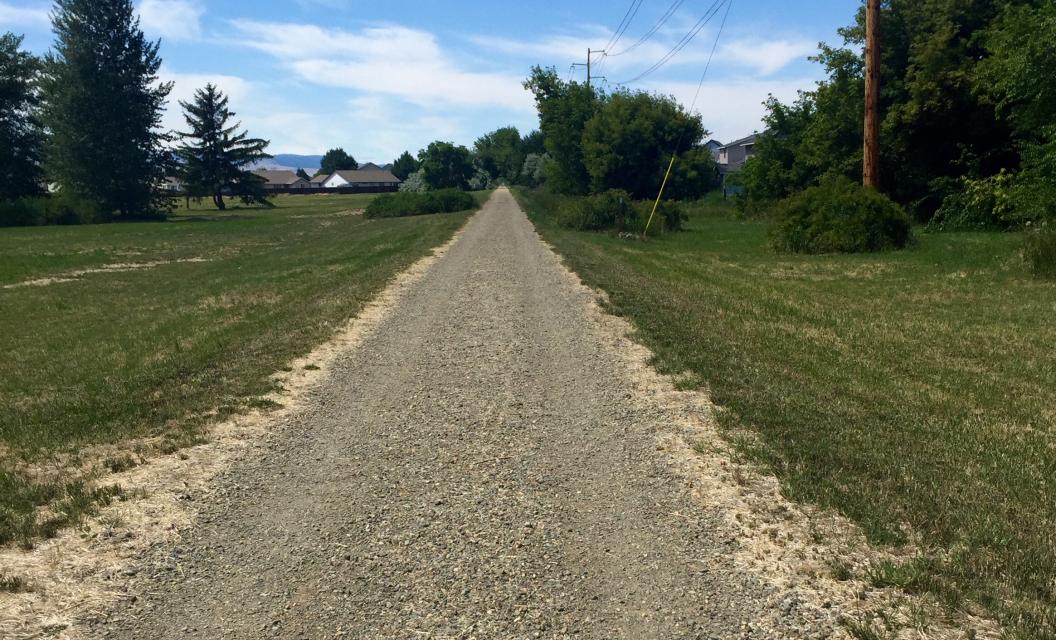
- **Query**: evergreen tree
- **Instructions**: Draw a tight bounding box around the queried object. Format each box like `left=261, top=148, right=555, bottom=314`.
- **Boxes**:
left=391, top=151, right=419, bottom=181
left=0, top=33, right=44, bottom=201
left=320, top=148, right=357, bottom=175
left=176, top=83, right=271, bottom=210
left=296, top=167, right=311, bottom=181
left=42, top=0, right=172, bottom=219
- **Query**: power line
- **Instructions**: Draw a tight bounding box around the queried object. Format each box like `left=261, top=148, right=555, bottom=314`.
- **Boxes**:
left=606, top=0, right=646, bottom=52
left=614, top=0, right=728, bottom=86
left=642, top=0, right=735, bottom=236
left=602, top=0, right=646, bottom=52
left=606, top=0, right=686, bottom=58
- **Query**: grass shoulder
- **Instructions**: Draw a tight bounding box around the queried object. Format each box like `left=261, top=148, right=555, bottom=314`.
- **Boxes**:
left=518, top=186, right=1055, bottom=639
left=0, top=192, right=480, bottom=548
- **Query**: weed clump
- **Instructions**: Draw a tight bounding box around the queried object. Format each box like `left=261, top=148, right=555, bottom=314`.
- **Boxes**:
left=770, top=177, right=912, bottom=254
left=1025, top=223, right=1056, bottom=279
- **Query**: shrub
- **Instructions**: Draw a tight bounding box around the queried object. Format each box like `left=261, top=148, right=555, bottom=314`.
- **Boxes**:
left=1025, top=223, right=1056, bottom=279
left=0, top=195, right=100, bottom=227
left=556, top=189, right=642, bottom=233
left=930, top=172, right=1026, bottom=231
left=364, top=189, right=475, bottom=219
left=770, top=177, right=913, bottom=254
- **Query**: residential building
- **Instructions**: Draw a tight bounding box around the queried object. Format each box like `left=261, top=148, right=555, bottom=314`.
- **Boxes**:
left=717, top=134, right=759, bottom=173
left=253, top=169, right=310, bottom=191
left=323, top=168, right=402, bottom=191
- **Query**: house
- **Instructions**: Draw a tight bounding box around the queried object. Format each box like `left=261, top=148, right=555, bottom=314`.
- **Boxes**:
left=309, top=174, right=329, bottom=189
left=252, top=169, right=310, bottom=191
left=161, top=176, right=185, bottom=194
left=356, top=162, right=383, bottom=172
left=704, top=139, right=723, bottom=162
left=717, top=134, right=759, bottom=173
left=323, top=168, right=402, bottom=191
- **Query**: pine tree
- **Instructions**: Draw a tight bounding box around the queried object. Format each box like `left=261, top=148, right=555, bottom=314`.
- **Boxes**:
left=296, top=168, right=311, bottom=181
left=176, top=83, right=270, bottom=210
left=42, top=0, right=172, bottom=219
left=0, top=33, right=44, bottom=201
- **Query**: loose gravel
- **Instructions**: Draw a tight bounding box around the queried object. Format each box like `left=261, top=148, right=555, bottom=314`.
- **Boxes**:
left=90, top=189, right=839, bottom=639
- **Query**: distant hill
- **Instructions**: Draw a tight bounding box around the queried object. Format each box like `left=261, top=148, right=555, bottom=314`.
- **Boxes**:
left=251, top=154, right=325, bottom=174
left=251, top=154, right=392, bottom=175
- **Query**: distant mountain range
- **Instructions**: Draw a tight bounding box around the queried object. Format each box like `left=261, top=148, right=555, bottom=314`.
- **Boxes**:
left=252, top=154, right=325, bottom=174
left=252, top=154, right=394, bottom=175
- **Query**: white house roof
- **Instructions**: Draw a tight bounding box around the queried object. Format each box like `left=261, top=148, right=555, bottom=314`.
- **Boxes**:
left=331, top=169, right=402, bottom=184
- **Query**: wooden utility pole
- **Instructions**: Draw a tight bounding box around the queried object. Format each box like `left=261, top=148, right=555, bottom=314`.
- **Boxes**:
left=863, top=0, right=881, bottom=189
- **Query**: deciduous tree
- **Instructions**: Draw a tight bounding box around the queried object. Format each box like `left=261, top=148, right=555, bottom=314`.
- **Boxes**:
left=418, top=141, right=474, bottom=190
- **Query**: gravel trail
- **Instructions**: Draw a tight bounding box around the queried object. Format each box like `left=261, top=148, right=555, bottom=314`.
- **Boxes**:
left=93, top=189, right=831, bottom=639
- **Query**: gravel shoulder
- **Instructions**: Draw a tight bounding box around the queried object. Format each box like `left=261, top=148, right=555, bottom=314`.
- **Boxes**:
left=88, top=189, right=845, bottom=639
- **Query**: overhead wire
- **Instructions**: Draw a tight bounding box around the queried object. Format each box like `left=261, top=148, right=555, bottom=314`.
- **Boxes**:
left=642, top=0, right=735, bottom=236
left=602, top=0, right=646, bottom=52
left=596, top=0, right=646, bottom=77
left=605, top=0, right=686, bottom=58
left=614, top=0, right=728, bottom=86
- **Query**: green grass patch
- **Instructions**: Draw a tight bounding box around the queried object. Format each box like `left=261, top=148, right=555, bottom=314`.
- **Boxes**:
left=0, top=192, right=475, bottom=545
left=516, top=187, right=1056, bottom=639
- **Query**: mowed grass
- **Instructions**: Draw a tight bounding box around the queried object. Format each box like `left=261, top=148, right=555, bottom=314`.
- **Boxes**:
left=516, top=189, right=1056, bottom=639
left=0, top=192, right=479, bottom=546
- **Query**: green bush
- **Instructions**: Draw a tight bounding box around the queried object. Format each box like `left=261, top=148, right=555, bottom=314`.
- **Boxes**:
left=1025, top=224, right=1056, bottom=279
left=770, top=177, right=913, bottom=254
left=364, top=189, right=476, bottom=219
left=930, top=172, right=1028, bottom=231
left=557, top=189, right=642, bottom=232
left=556, top=189, right=686, bottom=235
left=0, top=195, right=100, bottom=227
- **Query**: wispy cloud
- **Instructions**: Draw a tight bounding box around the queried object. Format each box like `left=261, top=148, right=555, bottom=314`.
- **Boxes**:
left=0, top=1, right=50, bottom=28
left=138, top=0, right=205, bottom=42
left=229, top=21, right=534, bottom=112
left=717, top=38, right=816, bottom=76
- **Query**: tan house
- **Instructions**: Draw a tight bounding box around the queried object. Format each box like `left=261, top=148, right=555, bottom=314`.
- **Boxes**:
left=253, top=170, right=310, bottom=191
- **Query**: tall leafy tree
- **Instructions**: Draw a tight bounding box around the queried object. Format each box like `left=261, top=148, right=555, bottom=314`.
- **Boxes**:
left=42, top=0, right=172, bottom=219
left=391, top=150, right=419, bottom=181
left=320, top=148, right=357, bottom=175
left=418, top=141, right=474, bottom=190
left=582, top=90, right=715, bottom=200
left=524, top=66, right=598, bottom=195
left=0, top=33, right=44, bottom=201
left=176, top=83, right=271, bottom=210
left=474, top=126, right=524, bottom=183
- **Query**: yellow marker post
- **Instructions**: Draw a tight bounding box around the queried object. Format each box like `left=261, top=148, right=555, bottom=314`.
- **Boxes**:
left=643, top=154, right=678, bottom=238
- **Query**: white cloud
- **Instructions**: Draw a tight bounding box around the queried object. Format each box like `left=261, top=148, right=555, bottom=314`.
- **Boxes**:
left=230, top=21, right=535, bottom=113
left=717, top=38, right=816, bottom=76
left=0, top=1, right=49, bottom=27
left=138, top=0, right=204, bottom=42
left=640, top=77, right=815, bottom=142
left=159, top=69, right=255, bottom=136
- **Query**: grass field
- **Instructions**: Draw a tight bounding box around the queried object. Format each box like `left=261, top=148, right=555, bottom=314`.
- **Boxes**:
left=0, top=192, right=483, bottom=547
left=516, top=188, right=1055, bottom=640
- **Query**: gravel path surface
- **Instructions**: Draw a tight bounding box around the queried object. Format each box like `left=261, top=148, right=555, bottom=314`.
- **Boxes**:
left=92, top=189, right=834, bottom=639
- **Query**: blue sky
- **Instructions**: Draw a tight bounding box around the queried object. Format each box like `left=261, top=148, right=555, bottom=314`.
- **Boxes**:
left=1, top=0, right=860, bottom=164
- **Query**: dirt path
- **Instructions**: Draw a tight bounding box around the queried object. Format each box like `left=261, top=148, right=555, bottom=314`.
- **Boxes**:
left=90, top=189, right=838, bottom=639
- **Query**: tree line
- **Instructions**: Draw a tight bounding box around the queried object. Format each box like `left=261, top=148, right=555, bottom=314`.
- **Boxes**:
left=739, top=0, right=1055, bottom=233
left=0, top=0, right=282, bottom=222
